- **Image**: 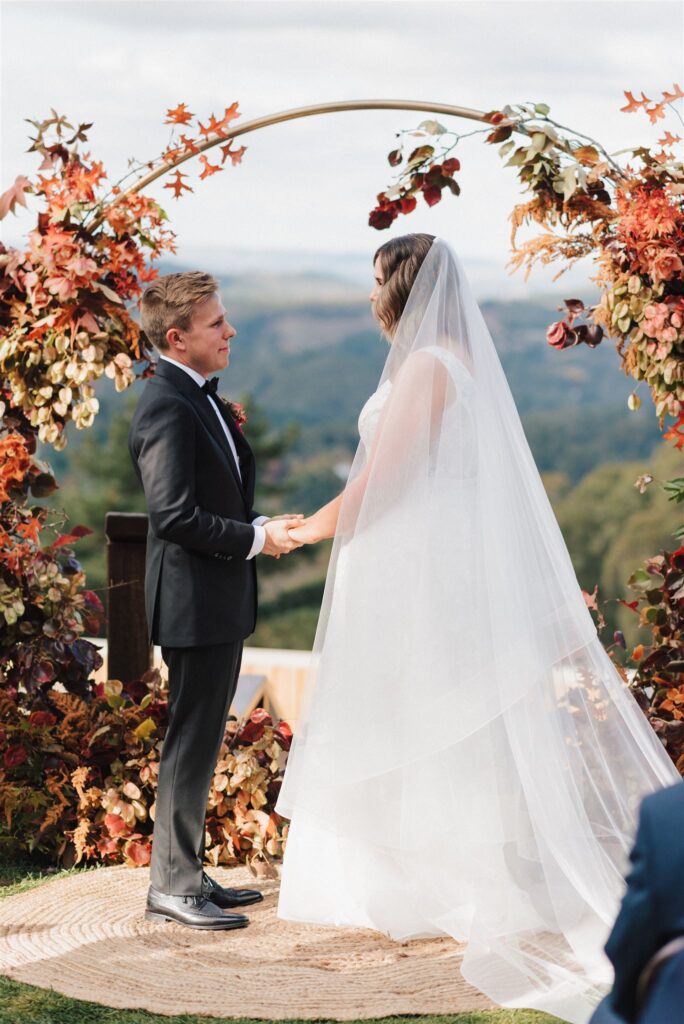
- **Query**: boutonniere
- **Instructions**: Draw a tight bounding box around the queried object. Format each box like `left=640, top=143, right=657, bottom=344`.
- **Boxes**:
left=218, top=396, right=248, bottom=433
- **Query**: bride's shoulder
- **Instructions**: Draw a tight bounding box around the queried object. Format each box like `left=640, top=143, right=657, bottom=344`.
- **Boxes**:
left=404, top=346, right=474, bottom=387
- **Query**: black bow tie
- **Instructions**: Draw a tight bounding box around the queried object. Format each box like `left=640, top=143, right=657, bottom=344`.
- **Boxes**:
left=202, top=377, right=219, bottom=396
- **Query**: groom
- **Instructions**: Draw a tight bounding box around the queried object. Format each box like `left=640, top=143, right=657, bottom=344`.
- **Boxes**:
left=129, top=270, right=302, bottom=930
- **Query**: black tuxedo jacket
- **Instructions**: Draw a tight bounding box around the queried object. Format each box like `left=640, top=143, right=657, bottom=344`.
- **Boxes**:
left=592, top=781, right=684, bottom=1024
left=128, top=358, right=262, bottom=647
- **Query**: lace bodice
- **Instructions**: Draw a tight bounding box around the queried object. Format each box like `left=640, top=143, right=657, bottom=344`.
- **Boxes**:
left=358, top=379, right=392, bottom=450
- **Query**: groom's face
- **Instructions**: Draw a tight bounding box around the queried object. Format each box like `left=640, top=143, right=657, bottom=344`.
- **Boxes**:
left=167, top=292, right=236, bottom=378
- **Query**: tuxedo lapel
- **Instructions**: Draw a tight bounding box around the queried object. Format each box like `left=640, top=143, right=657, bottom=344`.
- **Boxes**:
left=214, top=399, right=256, bottom=500
left=153, top=360, right=245, bottom=494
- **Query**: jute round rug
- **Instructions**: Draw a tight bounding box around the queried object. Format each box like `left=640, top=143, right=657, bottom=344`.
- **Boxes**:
left=0, top=864, right=495, bottom=1019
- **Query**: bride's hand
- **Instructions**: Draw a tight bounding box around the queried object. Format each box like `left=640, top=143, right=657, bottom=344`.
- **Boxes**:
left=287, top=518, right=320, bottom=545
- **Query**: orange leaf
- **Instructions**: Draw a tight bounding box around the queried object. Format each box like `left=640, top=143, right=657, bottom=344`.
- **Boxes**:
left=215, top=102, right=241, bottom=132
left=17, top=517, right=41, bottom=543
left=198, top=155, right=223, bottom=180
left=620, top=90, right=650, bottom=113
left=662, top=82, right=684, bottom=103
left=631, top=644, right=645, bottom=661
left=198, top=104, right=241, bottom=139
left=664, top=416, right=684, bottom=451
left=646, top=103, right=667, bottom=125
left=575, top=145, right=600, bottom=166
left=220, top=142, right=246, bottom=166
left=162, top=145, right=184, bottom=164
left=180, top=134, right=198, bottom=153
left=165, top=102, right=195, bottom=126
left=163, top=170, right=193, bottom=199
left=198, top=115, right=226, bottom=139
left=659, top=131, right=682, bottom=146
left=52, top=524, right=92, bottom=550
left=0, top=175, right=32, bottom=220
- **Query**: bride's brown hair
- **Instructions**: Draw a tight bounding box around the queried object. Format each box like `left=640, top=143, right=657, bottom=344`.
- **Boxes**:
left=373, top=233, right=435, bottom=336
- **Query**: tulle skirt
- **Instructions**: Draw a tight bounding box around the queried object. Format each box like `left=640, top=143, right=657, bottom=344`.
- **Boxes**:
left=276, top=483, right=679, bottom=1024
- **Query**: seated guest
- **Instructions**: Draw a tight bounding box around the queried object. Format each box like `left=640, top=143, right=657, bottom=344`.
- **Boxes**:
left=590, top=780, right=684, bottom=1024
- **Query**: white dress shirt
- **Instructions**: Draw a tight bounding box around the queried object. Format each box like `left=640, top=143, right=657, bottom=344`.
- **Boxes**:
left=159, top=355, right=267, bottom=558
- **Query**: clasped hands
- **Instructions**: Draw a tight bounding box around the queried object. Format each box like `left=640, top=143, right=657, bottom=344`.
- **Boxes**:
left=261, top=514, right=318, bottom=559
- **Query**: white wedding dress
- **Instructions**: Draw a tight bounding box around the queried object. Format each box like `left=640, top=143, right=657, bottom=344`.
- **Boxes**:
left=275, top=241, right=679, bottom=1024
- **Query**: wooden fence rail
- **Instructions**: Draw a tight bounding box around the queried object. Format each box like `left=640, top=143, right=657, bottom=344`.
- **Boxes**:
left=105, top=512, right=151, bottom=682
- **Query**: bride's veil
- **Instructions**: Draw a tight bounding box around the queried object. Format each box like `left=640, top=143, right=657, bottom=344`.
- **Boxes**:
left=275, top=238, right=678, bottom=1022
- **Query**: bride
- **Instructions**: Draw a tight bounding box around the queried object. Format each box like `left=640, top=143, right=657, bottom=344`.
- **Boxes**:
left=274, top=235, right=679, bottom=1024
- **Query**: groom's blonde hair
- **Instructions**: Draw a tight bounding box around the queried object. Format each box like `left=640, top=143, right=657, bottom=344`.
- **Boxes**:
left=141, top=271, right=219, bottom=351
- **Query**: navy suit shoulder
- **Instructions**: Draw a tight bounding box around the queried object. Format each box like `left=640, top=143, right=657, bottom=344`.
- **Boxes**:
left=640, top=777, right=684, bottom=824
left=596, top=782, right=684, bottom=1024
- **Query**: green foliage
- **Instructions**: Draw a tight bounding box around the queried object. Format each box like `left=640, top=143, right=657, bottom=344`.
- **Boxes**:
left=554, top=441, right=682, bottom=643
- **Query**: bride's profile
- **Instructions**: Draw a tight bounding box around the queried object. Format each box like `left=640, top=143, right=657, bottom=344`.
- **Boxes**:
left=274, top=234, right=679, bottom=1024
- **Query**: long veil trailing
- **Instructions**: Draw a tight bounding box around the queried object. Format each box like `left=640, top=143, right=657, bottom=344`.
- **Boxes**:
left=275, top=239, right=679, bottom=1023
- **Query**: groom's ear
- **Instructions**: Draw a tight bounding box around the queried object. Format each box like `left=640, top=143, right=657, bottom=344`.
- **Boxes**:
left=166, top=326, right=184, bottom=352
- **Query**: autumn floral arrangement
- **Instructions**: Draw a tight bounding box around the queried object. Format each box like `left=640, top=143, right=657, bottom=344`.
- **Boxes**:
left=369, top=85, right=684, bottom=430
left=580, top=543, right=684, bottom=773
left=1, top=663, right=291, bottom=873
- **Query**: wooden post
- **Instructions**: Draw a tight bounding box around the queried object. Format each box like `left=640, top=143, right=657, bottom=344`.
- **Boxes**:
left=105, top=512, right=151, bottom=682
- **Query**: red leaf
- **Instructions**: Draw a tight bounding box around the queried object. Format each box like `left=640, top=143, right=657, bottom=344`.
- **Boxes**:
left=31, top=662, right=55, bottom=686
left=236, top=707, right=272, bottom=744
left=4, top=745, right=28, bottom=769
left=104, top=813, right=128, bottom=836
left=165, top=103, right=195, bottom=126
left=274, top=720, right=293, bottom=751
left=369, top=205, right=397, bottom=230
left=422, top=185, right=442, bottom=207
left=442, top=158, right=460, bottom=174
left=125, top=839, right=151, bottom=866
left=52, top=524, right=93, bottom=550
left=83, top=590, right=104, bottom=613
left=28, top=710, right=56, bottom=727
left=97, top=836, right=119, bottom=856
left=0, top=175, right=32, bottom=220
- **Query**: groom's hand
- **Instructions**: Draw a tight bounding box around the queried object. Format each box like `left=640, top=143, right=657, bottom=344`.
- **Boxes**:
left=262, top=519, right=304, bottom=557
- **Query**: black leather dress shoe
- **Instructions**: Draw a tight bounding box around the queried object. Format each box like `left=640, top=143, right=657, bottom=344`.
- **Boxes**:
left=201, top=871, right=264, bottom=909
left=145, top=886, right=249, bottom=929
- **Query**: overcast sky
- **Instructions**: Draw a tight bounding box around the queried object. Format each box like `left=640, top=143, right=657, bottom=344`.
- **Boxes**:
left=1, top=0, right=682, bottom=295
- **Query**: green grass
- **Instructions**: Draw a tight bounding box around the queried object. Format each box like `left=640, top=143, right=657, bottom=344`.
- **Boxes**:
left=0, top=858, right=562, bottom=1024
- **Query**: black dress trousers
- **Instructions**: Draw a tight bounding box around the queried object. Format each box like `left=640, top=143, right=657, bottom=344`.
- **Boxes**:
left=150, top=640, right=243, bottom=895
